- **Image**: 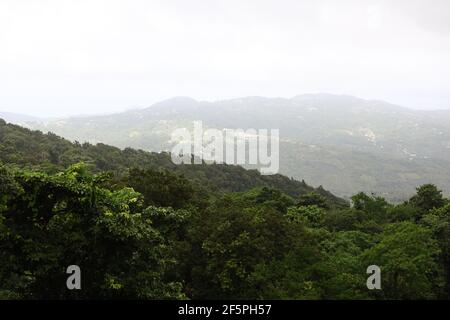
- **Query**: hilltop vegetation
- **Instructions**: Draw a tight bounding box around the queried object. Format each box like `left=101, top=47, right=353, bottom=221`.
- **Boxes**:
left=0, top=118, right=344, bottom=207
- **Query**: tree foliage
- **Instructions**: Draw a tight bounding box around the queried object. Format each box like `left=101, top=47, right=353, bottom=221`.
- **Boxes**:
left=1, top=120, right=449, bottom=300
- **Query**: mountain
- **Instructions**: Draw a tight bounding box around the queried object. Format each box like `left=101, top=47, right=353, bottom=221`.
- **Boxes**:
left=0, top=118, right=346, bottom=208
left=20, top=94, right=450, bottom=201
left=0, top=111, right=40, bottom=125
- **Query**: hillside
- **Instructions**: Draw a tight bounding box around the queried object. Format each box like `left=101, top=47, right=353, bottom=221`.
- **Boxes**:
left=0, top=118, right=346, bottom=208
left=22, top=94, right=450, bottom=201
left=2, top=117, right=449, bottom=300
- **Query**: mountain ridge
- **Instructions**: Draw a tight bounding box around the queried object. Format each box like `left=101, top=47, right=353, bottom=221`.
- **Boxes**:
left=4, top=94, right=450, bottom=201
left=0, top=118, right=347, bottom=208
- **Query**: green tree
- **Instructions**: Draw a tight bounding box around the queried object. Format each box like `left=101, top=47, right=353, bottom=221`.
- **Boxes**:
left=409, top=184, right=446, bottom=215
left=298, top=192, right=329, bottom=209
left=0, top=164, right=184, bottom=299
left=186, top=194, right=304, bottom=299
left=315, top=231, right=374, bottom=299
left=361, top=222, right=443, bottom=299
left=287, top=205, right=325, bottom=228
left=121, top=168, right=196, bottom=209
left=351, top=192, right=389, bottom=219
left=422, top=203, right=450, bottom=298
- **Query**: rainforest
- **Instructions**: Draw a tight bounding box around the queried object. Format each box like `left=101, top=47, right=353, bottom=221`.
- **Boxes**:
left=1, top=120, right=449, bottom=300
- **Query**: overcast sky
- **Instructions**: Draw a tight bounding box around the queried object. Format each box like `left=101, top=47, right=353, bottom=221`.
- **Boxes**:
left=1, top=0, right=450, bottom=117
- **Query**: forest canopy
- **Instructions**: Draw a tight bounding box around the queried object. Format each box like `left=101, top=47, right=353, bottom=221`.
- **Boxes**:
left=0, top=119, right=449, bottom=300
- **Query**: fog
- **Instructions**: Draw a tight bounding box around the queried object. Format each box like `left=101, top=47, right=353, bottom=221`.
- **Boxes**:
left=1, top=0, right=450, bottom=117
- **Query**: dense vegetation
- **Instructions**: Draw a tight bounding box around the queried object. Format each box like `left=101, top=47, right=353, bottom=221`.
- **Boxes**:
left=1, top=119, right=449, bottom=299
left=0, top=119, right=345, bottom=208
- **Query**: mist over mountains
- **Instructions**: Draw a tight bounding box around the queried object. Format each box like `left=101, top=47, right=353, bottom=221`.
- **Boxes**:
left=0, top=112, right=41, bottom=125
left=6, top=93, right=450, bottom=201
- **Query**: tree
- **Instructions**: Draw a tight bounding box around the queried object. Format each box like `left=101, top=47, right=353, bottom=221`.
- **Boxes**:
left=298, top=192, right=329, bottom=209
left=361, top=222, right=443, bottom=299
left=287, top=205, right=325, bottom=228
left=422, top=203, right=450, bottom=298
left=0, top=164, right=184, bottom=299
left=351, top=192, right=389, bottom=217
left=315, top=231, right=374, bottom=299
left=409, top=184, right=446, bottom=215
left=186, top=194, right=304, bottom=299
left=122, top=168, right=196, bottom=209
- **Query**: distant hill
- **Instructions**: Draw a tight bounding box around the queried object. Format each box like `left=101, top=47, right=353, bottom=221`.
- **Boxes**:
left=0, top=118, right=346, bottom=208
left=19, top=94, right=450, bottom=201
left=0, top=111, right=40, bottom=125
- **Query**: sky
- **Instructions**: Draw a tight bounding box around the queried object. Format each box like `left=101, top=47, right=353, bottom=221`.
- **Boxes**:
left=1, top=0, right=450, bottom=117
